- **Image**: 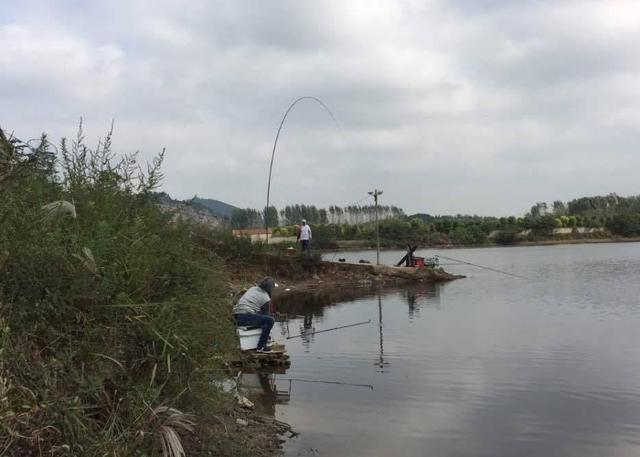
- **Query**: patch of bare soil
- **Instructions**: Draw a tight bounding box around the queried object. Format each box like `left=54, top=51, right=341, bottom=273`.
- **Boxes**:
left=185, top=396, right=293, bottom=457
left=228, top=255, right=463, bottom=298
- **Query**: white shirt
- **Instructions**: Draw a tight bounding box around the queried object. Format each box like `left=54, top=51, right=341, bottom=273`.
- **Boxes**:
left=299, top=225, right=312, bottom=241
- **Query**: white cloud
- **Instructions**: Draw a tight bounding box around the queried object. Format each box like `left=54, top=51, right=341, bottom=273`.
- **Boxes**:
left=1, top=0, right=640, bottom=215
left=0, top=24, right=124, bottom=101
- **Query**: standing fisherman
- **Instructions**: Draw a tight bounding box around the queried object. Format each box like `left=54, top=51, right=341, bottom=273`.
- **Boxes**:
left=298, top=219, right=312, bottom=254
left=233, top=277, right=277, bottom=352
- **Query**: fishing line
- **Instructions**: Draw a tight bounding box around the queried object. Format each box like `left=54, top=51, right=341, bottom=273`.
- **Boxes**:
left=435, top=254, right=536, bottom=281
left=273, top=319, right=371, bottom=343
left=275, top=378, right=374, bottom=390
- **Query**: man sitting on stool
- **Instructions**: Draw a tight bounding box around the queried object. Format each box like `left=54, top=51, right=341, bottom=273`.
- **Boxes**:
left=233, top=277, right=277, bottom=352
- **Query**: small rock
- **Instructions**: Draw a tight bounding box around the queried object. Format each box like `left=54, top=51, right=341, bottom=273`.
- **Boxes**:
left=312, top=274, right=320, bottom=280
left=236, top=418, right=249, bottom=426
left=234, top=393, right=254, bottom=409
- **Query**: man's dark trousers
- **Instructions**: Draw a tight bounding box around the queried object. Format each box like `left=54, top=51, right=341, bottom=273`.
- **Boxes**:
left=234, top=313, right=274, bottom=350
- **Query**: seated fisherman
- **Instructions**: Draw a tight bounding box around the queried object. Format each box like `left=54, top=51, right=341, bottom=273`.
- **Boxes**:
left=233, top=277, right=276, bottom=352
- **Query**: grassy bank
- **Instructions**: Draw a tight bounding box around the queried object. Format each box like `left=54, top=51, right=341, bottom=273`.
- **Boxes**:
left=0, top=127, right=276, bottom=456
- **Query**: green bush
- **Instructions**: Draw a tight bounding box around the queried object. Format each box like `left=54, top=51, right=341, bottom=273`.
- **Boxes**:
left=494, top=230, right=519, bottom=245
left=204, top=229, right=264, bottom=260
left=607, top=214, right=640, bottom=237
left=0, top=126, right=236, bottom=455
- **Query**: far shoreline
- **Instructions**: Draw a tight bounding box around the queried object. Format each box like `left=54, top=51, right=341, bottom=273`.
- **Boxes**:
left=315, top=236, right=640, bottom=253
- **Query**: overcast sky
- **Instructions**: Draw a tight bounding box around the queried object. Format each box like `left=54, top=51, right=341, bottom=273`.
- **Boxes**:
left=2, top=0, right=640, bottom=216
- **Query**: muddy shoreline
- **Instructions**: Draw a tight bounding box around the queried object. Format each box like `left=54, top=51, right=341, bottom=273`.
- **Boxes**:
left=272, top=261, right=462, bottom=299
left=229, top=256, right=463, bottom=298
left=193, top=392, right=292, bottom=457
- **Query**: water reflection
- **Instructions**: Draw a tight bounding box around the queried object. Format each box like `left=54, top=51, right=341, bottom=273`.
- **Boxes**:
left=405, top=284, right=441, bottom=319
left=406, top=289, right=419, bottom=318
left=300, top=313, right=315, bottom=350
left=275, top=284, right=444, bottom=355
left=240, top=371, right=376, bottom=419
left=274, top=285, right=380, bottom=319
left=275, top=284, right=443, bottom=321
left=278, top=244, right=640, bottom=457
left=376, top=294, right=389, bottom=371
left=240, top=371, right=290, bottom=416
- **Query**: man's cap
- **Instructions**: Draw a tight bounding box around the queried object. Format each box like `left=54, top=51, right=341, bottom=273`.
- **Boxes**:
left=258, top=276, right=278, bottom=295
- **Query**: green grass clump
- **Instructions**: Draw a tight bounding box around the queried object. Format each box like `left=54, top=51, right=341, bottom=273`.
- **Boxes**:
left=0, top=124, right=237, bottom=455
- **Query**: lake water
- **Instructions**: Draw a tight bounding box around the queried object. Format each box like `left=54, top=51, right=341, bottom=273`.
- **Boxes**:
left=248, top=243, right=640, bottom=457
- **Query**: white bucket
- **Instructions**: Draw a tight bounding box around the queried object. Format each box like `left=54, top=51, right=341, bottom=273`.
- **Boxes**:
left=237, top=326, right=262, bottom=351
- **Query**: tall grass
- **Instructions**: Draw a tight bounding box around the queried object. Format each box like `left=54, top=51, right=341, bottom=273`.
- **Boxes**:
left=0, top=124, right=237, bottom=455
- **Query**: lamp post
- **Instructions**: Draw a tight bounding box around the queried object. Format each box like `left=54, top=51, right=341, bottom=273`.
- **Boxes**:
left=368, top=189, right=383, bottom=265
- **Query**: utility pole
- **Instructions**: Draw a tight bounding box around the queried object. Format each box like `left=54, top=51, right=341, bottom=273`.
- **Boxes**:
left=368, top=189, right=383, bottom=265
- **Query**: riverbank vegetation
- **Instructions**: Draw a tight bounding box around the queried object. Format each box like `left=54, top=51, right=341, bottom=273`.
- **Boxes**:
left=0, top=125, right=278, bottom=456
left=304, top=209, right=631, bottom=249
left=230, top=196, right=640, bottom=249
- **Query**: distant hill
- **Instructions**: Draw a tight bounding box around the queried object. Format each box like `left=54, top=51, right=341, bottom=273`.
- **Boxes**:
left=151, top=192, right=229, bottom=228
left=192, top=196, right=238, bottom=219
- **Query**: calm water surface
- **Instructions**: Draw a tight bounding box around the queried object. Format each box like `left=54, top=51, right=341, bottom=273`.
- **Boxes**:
left=252, top=243, right=640, bottom=456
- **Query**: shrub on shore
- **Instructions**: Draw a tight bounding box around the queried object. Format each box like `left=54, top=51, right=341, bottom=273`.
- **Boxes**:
left=0, top=125, right=236, bottom=455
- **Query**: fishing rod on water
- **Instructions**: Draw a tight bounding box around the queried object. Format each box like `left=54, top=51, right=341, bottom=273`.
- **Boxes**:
left=434, top=254, right=536, bottom=281
left=275, top=377, right=374, bottom=390
left=274, top=319, right=371, bottom=342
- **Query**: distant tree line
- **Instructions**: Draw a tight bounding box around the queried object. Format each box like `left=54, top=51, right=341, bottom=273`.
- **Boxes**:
left=527, top=193, right=640, bottom=237
left=230, top=203, right=405, bottom=229
left=310, top=193, right=640, bottom=247
left=279, top=205, right=328, bottom=225
left=230, top=207, right=265, bottom=229
left=229, top=193, right=640, bottom=242
left=326, top=205, right=404, bottom=224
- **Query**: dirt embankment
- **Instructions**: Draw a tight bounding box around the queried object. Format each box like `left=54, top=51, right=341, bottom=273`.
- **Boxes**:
left=227, top=255, right=463, bottom=297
